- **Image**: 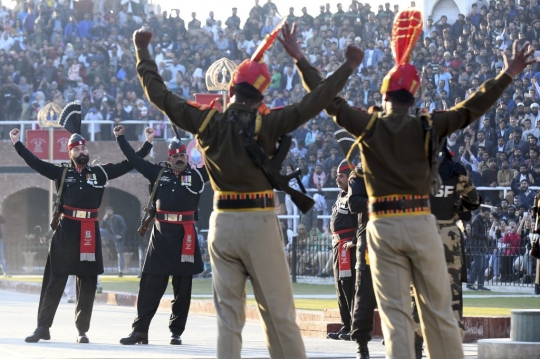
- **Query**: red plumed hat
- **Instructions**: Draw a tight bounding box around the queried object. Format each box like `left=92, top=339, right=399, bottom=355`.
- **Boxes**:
left=230, top=18, right=286, bottom=97
left=380, top=9, right=423, bottom=96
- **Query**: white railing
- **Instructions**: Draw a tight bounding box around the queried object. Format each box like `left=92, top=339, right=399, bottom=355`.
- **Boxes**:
left=1, top=120, right=194, bottom=143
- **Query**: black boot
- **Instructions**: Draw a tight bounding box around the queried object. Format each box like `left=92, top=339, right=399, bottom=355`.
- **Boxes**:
left=338, top=332, right=351, bottom=341
left=25, top=327, right=51, bottom=343
left=414, top=333, right=423, bottom=359
left=76, top=331, right=89, bottom=343
left=356, top=340, right=369, bottom=359
left=120, top=331, right=148, bottom=345
left=327, top=329, right=348, bottom=340
left=170, top=333, right=182, bottom=345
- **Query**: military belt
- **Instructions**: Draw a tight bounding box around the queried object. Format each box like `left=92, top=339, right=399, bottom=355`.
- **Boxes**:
left=332, top=227, right=356, bottom=245
left=368, top=195, right=430, bottom=219
left=214, top=190, right=275, bottom=211
left=156, top=210, right=195, bottom=223
left=62, top=205, right=99, bottom=219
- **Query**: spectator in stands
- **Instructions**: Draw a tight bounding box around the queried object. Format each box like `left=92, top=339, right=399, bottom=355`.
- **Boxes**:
left=511, top=179, right=536, bottom=208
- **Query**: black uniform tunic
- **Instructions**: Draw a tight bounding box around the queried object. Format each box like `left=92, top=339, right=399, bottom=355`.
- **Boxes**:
left=14, top=140, right=152, bottom=275
left=117, top=135, right=206, bottom=276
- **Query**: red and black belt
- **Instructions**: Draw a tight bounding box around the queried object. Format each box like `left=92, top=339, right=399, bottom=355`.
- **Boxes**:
left=368, top=194, right=430, bottom=219
left=156, top=210, right=196, bottom=263
left=62, top=205, right=98, bottom=262
left=332, top=227, right=356, bottom=279
left=214, top=190, right=275, bottom=210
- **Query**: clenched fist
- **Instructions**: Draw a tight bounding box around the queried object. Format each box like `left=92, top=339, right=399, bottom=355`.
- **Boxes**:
left=133, top=26, right=153, bottom=50
left=144, top=127, right=155, bottom=143
left=344, top=44, right=364, bottom=71
left=9, top=128, right=20, bottom=144
left=113, top=125, right=125, bottom=137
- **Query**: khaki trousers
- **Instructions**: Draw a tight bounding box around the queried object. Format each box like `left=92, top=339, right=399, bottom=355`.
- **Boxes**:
left=208, top=210, right=306, bottom=359
left=366, top=214, right=463, bottom=359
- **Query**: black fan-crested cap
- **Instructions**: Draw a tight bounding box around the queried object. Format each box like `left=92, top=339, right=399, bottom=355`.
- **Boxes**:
left=334, top=129, right=359, bottom=159
left=59, top=101, right=82, bottom=135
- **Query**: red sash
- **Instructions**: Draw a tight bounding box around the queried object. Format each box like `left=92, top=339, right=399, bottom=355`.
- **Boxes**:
left=333, top=228, right=356, bottom=279
left=156, top=210, right=196, bottom=263
left=62, top=205, right=99, bottom=261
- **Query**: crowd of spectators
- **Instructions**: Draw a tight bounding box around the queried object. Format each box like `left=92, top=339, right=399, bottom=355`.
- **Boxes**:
left=2, top=0, right=540, bottom=278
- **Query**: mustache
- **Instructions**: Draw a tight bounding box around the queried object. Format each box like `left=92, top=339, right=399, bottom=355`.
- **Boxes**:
left=175, top=160, right=185, bottom=165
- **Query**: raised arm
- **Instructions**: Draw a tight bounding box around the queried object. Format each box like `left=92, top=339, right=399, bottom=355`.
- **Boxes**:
left=103, top=127, right=154, bottom=180
left=134, top=27, right=212, bottom=134
left=434, top=40, right=536, bottom=138
left=278, top=23, right=371, bottom=137
left=114, top=126, right=161, bottom=182
left=10, top=128, right=63, bottom=180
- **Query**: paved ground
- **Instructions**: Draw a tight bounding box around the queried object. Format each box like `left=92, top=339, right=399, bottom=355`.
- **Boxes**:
left=0, top=290, right=479, bottom=358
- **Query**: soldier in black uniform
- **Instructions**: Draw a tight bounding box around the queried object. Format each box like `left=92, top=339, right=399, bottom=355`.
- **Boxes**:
left=348, top=164, right=377, bottom=359
left=326, top=159, right=358, bottom=341
left=114, top=126, right=208, bottom=345
left=9, top=104, right=152, bottom=344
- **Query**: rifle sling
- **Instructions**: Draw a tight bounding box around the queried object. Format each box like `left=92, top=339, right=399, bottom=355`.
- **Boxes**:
left=55, top=167, right=69, bottom=210
left=146, top=167, right=166, bottom=211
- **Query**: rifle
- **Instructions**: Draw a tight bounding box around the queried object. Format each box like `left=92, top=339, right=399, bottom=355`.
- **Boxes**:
left=138, top=167, right=166, bottom=236
left=51, top=167, right=68, bottom=230
left=233, top=114, right=314, bottom=213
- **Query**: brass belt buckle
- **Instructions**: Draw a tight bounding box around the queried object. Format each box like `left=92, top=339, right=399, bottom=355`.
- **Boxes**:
left=74, top=210, right=87, bottom=218
left=166, top=214, right=182, bottom=221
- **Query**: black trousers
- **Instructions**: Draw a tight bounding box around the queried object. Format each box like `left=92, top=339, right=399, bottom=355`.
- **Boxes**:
left=37, top=257, right=97, bottom=332
left=350, top=265, right=377, bottom=343
left=132, top=273, right=193, bottom=335
left=333, top=252, right=356, bottom=332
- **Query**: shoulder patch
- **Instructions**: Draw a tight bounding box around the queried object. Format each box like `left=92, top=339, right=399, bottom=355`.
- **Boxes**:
left=187, top=100, right=209, bottom=111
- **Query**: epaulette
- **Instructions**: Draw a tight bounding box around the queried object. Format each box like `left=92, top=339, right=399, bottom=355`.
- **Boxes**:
left=353, top=106, right=366, bottom=112
left=271, top=106, right=284, bottom=111
left=257, top=103, right=271, bottom=115
left=157, top=161, right=170, bottom=168
left=187, top=100, right=209, bottom=111
left=61, top=162, right=70, bottom=167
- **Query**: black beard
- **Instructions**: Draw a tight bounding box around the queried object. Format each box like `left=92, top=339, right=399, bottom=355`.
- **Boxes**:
left=74, top=154, right=89, bottom=165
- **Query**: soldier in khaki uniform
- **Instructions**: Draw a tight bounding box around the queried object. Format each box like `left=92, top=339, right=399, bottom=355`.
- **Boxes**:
left=279, top=9, right=535, bottom=359
left=413, top=145, right=480, bottom=358
left=133, top=25, right=364, bottom=359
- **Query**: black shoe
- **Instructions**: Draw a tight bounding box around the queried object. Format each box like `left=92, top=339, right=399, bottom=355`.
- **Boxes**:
left=25, top=327, right=51, bottom=343
left=120, top=331, right=148, bottom=345
left=338, top=333, right=351, bottom=341
left=356, top=341, right=369, bottom=359
left=76, top=331, right=89, bottom=343
left=170, top=333, right=182, bottom=345
left=327, top=329, right=348, bottom=340
left=118, top=271, right=123, bottom=278
left=466, top=284, right=477, bottom=291
left=477, top=286, right=491, bottom=291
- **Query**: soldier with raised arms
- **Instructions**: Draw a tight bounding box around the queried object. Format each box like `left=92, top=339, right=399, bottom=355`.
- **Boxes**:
left=9, top=102, right=153, bottom=344
left=279, top=9, right=535, bottom=359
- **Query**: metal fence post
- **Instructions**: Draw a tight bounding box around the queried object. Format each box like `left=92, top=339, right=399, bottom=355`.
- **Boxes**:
left=291, top=235, right=297, bottom=283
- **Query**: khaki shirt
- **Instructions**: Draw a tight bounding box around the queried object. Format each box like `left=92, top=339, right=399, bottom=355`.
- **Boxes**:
left=296, top=59, right=513, bottom=197
left=136, top=49, right=352, bottom=192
